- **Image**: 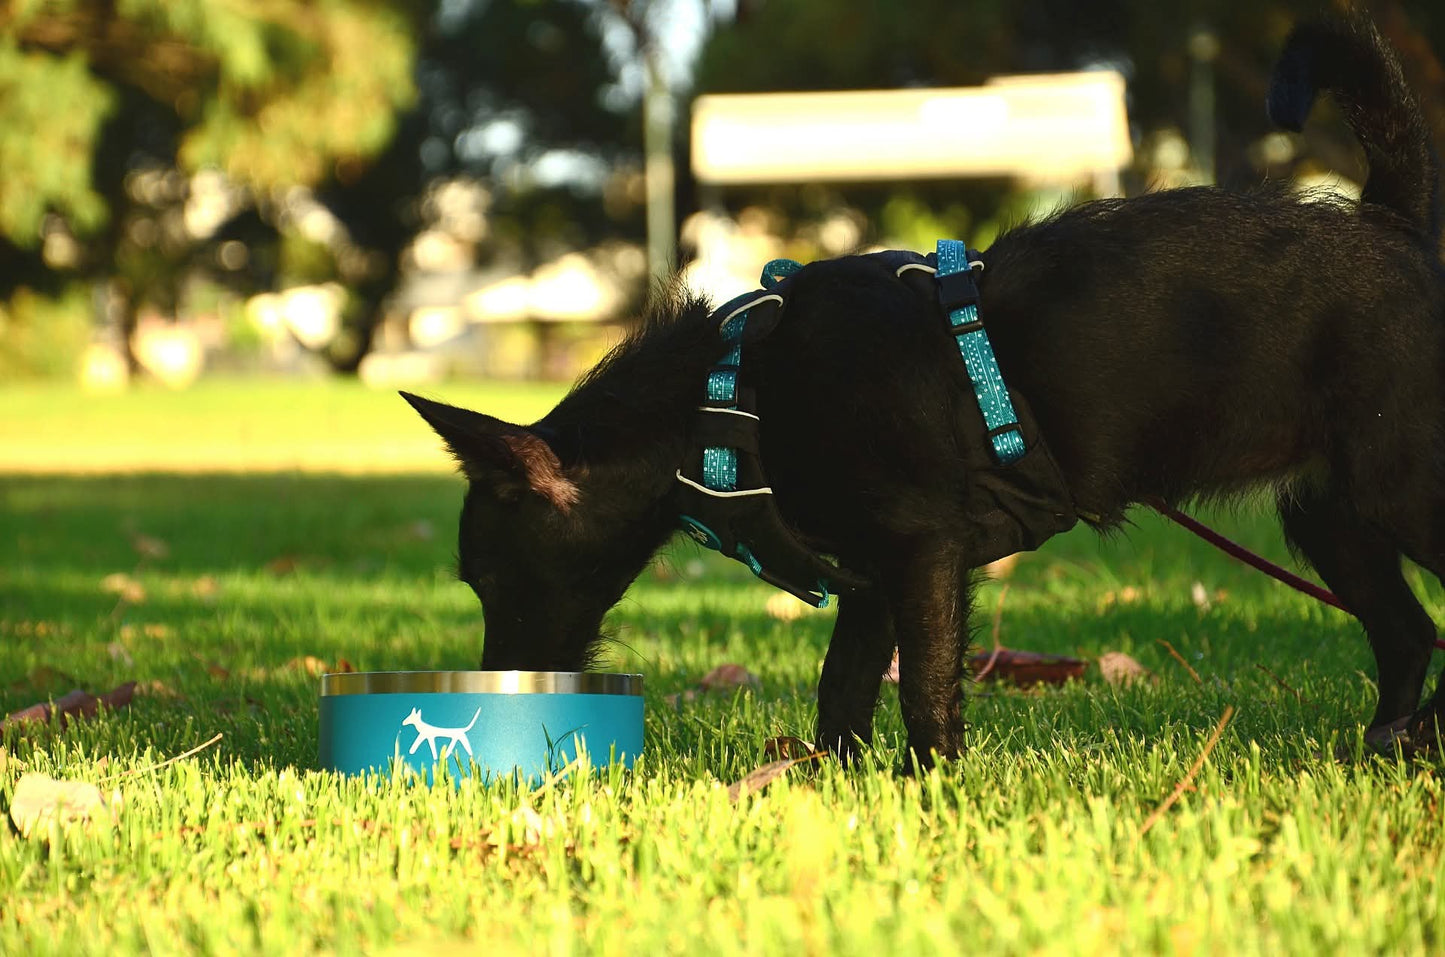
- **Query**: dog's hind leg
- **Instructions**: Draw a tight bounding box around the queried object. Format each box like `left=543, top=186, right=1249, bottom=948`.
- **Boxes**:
left=881, top=537, right=975, bottom=769
left=817, top=588, right=897, bottom=765
left=1278, top=488, right=1436, bottom=734
left=1379, top=520, right=1445, bottom=750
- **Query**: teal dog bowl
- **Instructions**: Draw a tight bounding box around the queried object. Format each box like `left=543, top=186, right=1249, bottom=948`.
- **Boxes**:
left=319, top=671, right=643, bottom=782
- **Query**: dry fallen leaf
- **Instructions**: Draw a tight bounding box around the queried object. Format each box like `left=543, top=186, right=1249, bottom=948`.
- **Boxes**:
left=727, top=752, right=824, bottom=802
left=100, top=572, right=146, bottom=604
left=8, top=773, right=111, bottom=837
left=665, top=663, right=763, bottom=707
left=700, top=663, right=760, bottom=692
left=0, top=683, right=137, bottom=733
left=285, top=656, right=331, bottom=677
left=107, top=641, right=135, bottom=668
left=1097, top=651, right=1157, bottom=687
left=191, top=576, right=221, bottom=601
left=129, top=532, right=170, bottom=561
left=137, top=679, right=182, bottom=699
left=885, top=647, right=1086, bottom=687
left=265, top=555, right=300, bottom=576
left=970, top=648, right=1087, bottom=686
left=763, top=735, right=814, bottom=761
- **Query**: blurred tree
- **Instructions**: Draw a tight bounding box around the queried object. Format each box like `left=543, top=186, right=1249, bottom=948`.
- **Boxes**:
left=0, top=0, right=418, bottom=372
left=311, top=0, right=643, bottom=371
left=0, top=0, right=653, bottom=376
left=695, top=0, right=1444, bottom=247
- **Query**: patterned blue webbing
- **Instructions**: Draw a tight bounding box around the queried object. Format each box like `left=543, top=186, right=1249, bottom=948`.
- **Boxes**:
left=936, top=239, right=1026, bottom=464
left=701, top=328, right=747, bottom=490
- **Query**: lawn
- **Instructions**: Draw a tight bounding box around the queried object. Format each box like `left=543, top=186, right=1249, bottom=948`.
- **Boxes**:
left=1, top=379, right=1443, bottom=953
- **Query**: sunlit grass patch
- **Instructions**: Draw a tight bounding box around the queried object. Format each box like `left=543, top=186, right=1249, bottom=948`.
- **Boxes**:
left=2, top=428, right=1444, bottom=951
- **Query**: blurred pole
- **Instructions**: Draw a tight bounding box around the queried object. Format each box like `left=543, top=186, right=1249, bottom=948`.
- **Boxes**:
left=1188, top=26, right=1219, bottom=184
left=644, top=54, right=676, bottom=287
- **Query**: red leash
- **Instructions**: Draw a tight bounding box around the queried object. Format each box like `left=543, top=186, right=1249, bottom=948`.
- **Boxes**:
left=1149, top=499, right=1445, bottom=652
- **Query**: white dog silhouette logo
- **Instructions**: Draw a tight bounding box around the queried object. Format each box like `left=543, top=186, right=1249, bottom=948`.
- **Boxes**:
left=401, top=707, right=481, bottom=759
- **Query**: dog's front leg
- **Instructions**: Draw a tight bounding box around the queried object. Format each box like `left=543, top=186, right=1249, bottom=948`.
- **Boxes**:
left=817, top=587, right=897, bottom=765
left=887, top=538, right=973, bottom=769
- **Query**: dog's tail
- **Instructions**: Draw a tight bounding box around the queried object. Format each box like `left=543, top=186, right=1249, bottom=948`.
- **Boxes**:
left=1267, top=15, right=1441, bottom=243
left=463, top=707, right=481, bottom=732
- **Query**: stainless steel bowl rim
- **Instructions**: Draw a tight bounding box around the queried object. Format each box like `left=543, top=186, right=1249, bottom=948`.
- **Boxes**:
left=319, top=671, right=643, bottom=697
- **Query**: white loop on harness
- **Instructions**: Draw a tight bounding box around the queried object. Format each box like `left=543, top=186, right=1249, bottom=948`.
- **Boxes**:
left=718, top=293, right=784, bottom=334
left=675, top=471, right=774, bottom=498
left=894, top=260, right=983, bottom=279
left=696, top=407, right=761, bottom=420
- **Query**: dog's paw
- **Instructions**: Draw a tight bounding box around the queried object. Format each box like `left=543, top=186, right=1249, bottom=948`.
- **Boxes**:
left=1361, top=713, right=1440, bottom=758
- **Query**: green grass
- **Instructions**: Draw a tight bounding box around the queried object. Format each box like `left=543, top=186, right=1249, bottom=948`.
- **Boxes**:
left=0, top=378, right=564, bottom=472
left=2, top=381, right=1445, bottom=953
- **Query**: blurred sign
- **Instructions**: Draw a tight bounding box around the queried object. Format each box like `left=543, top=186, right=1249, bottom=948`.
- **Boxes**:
left=692, top=72, right=1131, bottom=185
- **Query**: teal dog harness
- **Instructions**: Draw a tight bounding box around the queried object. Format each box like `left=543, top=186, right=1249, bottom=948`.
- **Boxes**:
left=675, top=241, right=1077, bottom=605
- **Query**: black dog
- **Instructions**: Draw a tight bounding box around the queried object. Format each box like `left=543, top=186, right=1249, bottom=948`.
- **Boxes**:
left=405, top=16, right=1445, bottom=766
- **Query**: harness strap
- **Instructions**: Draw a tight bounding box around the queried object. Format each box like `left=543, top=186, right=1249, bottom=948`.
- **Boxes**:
left=676, top=270, right=863, bottom=607
left=935, top=239, right=1027, bottom=465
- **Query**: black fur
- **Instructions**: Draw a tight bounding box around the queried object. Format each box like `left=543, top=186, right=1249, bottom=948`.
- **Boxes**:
left=407, top=16, right=1445, bottom=766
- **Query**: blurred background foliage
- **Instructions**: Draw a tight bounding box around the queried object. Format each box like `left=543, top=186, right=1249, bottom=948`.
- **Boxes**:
left=0, top=0, right=1440, bottom=386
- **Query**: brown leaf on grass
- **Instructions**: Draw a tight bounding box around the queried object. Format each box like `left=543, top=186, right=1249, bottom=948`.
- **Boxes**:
left=129, top=532, right=170, bottom=561
left=1097, top=651, right=1157, bottom=687
left=118, top=623, right=172, bottom=643
left=8, top=773, right=112, bottom=837
left=285, top=656, right=332, bottom=677
left=137, top=679, right=182, bottom=699
left=100, top=572, right=147, bottom=604
left=1098, top=585, right=1143, bottom=611
left=8, top=620, right=61, bottom=639
left=191, top=576, right=221, bottom=602
left=662, top=688, right=700, bottom=708
left=265, top=555, right=300, bottom=576
left=205, top=663, right=231, bottom=679
left=885, top=644, right=1086, bottom=688
left=700, top=664, right=761, bottom=692
left=727, top=752, right=825, bottom=802
left=213, top=697, right=264, bottom=716
left=664, top=663, right=763, bottom=707
left=333, top=658, right=356, bottom=674
left=969, top=648, right=1087, bottom=686
left=107, top=642, right=135, bottom=668
left=0, top=683, right=137, bottom=733
left=763, top=735, right=815, bottom=761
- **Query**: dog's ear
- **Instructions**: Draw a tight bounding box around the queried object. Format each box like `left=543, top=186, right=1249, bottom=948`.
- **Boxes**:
left=400, top=392, right=580, bottom=512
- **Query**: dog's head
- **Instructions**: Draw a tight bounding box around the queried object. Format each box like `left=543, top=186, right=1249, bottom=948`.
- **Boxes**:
left=402, top=392, right=661, bottom=673
left=402, top=707, right=421, bottom=727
